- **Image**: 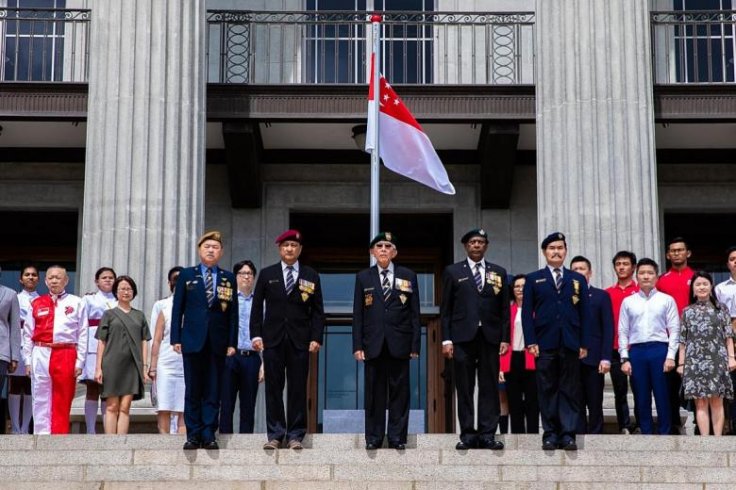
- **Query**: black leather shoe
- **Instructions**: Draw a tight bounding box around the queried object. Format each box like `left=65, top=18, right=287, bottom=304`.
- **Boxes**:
left=183, top=439, right=201, bottom=450
left=455, top=441, right=472, bottom=450
left=559, top=439, right=577, bottom=451
left=202, top=440, right=219, bottom=450
left=388, top=443, right=406, bottom=450
left=479, top=439, right=504, bottom=450
left=542, top=440, right=557, bottom=451
left=365, top=442, right=379, bottom=450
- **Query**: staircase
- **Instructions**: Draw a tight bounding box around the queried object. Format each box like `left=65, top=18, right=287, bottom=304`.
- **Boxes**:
left=1, top=433, right=733, bottom=489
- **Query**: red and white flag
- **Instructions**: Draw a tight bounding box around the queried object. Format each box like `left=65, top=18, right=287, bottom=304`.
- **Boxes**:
left=365, top=60, right=456, bottom=195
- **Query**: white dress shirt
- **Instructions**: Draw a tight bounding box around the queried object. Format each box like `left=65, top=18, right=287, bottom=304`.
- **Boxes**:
left=281, top=260, right=300, bottom=287
left=377, top=262, right=395, bottom=287
left=512, top=307, right=525, bottom=351
left=467, top=258, right=485, bottom=278
left=715, top=276, right=736, bottom=318
left=618, top=288, right=680, bottom=360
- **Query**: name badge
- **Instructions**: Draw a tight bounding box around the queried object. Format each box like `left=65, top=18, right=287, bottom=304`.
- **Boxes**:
left=535, top=278, right=546, bottom=283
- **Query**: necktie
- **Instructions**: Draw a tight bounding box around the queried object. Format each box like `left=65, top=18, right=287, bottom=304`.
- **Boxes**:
left=205, top=267, right=214, bottom=306
left=381, top=269, right=391, bottom=301
left=554, top=268, right=562, bottom=290
left=285, top=265, right=295, bottom=295
left=474, top=263, right=483, bottom=292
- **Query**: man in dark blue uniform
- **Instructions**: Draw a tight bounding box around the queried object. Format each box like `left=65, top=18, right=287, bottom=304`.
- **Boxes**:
left=570, top=255, right=614, bottom=434
left=353, top=232, right=420, bottom=450
left=171, top=231, right=239, bottom=450
left=251, top=230, right=324, bottom=450
left=440, top=228, right=509, bottom=450
left=522, top=232, right=591, bottom=450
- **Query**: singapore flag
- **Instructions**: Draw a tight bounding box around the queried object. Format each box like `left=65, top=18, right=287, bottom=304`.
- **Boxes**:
left=365, top=61, right=456, bottom=195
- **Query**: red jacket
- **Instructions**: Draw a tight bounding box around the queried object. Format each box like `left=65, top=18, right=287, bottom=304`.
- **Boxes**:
left=500, top=302, right=536, bottom=373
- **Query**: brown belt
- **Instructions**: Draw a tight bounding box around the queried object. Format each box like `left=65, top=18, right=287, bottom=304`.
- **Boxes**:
left=35, top=342, right=77, bottom=349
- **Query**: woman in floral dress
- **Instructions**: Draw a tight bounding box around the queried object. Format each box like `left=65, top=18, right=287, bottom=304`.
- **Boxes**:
left=676, top=271, right=736, bottom=436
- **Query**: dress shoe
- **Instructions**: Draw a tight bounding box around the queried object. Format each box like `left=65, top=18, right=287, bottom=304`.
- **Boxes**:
left=365, top=442, right=380, bottom=450
left=559, top=439, right=577, bottom=451
left=263, top=439, right=282, bottom=450
left=287, top=439, right=303, bottom=450
left=542, top=440, right=557, bottom=451
left=455, top=440, right=473, bottom=450
left=479, top=438, right=504, bottom=450
left=202, top=440, right=219, bottom=450
left=388, top=442, right=406, bottom=450
left=183, top=439, right=201, bottom=450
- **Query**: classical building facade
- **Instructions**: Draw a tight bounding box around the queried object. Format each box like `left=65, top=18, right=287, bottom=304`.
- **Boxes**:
left=1, top=0, right=735, bottom=432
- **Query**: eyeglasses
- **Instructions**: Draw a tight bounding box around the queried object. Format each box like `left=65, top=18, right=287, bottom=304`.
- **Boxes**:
left=237, top=272, right=254, bottom=277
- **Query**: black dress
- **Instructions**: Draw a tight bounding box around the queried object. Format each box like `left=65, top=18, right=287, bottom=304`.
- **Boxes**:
left=96, top=307, right=151, bottom=400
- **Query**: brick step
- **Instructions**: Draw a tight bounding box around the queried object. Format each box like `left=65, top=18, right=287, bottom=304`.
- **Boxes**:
left=0, top=434, right=734, bottom=488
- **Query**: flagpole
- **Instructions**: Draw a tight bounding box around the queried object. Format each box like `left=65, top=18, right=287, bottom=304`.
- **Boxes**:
left=369, top=13, right=381, bottom=266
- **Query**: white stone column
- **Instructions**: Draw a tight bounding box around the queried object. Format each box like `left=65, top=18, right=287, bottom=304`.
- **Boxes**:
left=535, top=0, right=661, bottom=286
left=80, top=1, right=206, bottom=314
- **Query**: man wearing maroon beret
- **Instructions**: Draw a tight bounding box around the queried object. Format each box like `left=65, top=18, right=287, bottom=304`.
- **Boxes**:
left=251, top=230, right=325, bottom=450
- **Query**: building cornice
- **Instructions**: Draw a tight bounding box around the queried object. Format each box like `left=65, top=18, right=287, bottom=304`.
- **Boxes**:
left=2, top=82, right=736, bottom=122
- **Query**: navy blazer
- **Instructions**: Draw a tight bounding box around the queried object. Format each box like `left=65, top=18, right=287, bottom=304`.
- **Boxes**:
left=581, top=286, right=614, bottom=367
left=440, top=260, right=510, bottom=345
left=249, top=262, right=325, bottom=351
left=521, top=267, right=592, bottom=352
left=170, top=265, right=238, bottom=355
left=352, top=264, right=421, bottom=360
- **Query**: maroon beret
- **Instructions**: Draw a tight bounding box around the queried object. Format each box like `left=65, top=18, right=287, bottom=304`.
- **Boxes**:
left=275, top=229, right=302, bottom=244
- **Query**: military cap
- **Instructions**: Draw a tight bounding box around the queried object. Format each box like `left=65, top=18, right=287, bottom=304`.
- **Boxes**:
left=275, top=229, right=302, bottom=244
left=461, top=228, right=489, bottom=244
left=370, top=231, right=396, bottom=248
left=197, top=230, right=223, bottom=247
left=541, top=232, right=566, bottom=249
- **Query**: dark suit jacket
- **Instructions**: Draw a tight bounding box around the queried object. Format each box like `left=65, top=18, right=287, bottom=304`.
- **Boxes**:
left=521, top=267, right=592, bottom=352
left=581, top=286, right=614, bottom=367
left=352, top=264, right=421, bottom=360
left=170, top=265, right=238, bottom=355
left=440, top=260, right=510, bottom=345
left=250, top=262, right=325, bottom=350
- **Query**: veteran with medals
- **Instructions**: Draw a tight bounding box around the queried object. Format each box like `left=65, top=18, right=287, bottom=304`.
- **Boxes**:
left=353, top=232, right=420, bottom=450
left=521, top=232, right=592, bottom=451
left=171, top=231, right=238, bottom=450
left=251, top=229, right=325, bottom=450
left=440, top=229, right=510, bottom=450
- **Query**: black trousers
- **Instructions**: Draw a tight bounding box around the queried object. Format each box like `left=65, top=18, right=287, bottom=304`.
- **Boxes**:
left=666, top=350, right=684, bottom=433
left=263, top=337, right=309, bottom=442
left=578, top=363, right=604, bottom=434
left=182, top=339, right=225, bottom=443
left=505, top=351, right=539, bottom=434
left=536, top=347, right=581, bottom=443
left=364, top=343, right=410, bottom=446
left=609, top=350, right=636, bottom=431
left=453, top=331, right=500, bottom=444
left=219, top=351, right=261, bottom=434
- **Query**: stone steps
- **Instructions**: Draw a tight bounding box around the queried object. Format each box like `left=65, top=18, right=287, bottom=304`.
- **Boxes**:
left=0, top=434, right=734, bottom=489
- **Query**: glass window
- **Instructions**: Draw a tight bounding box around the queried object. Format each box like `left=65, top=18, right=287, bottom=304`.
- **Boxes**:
left=317, top=324, right=427, bottom=429
left=0, top=268, right=76, bottom=295
left=2, top=0, right=67, bottom=81
left=306, top=0, right=433, bottom=84
left=673, top=0, right=735, bottom=82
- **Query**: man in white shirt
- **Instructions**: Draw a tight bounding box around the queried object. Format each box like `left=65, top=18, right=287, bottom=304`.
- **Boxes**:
left=619, top=258, right=680, bottom=435
left=714, top=245, right=736, bottom=432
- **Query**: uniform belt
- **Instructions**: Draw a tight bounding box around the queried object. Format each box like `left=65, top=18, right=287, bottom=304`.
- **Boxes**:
left=237, top=349, right=258, bottom=357
left=35, top=342, right=77, bottom=349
